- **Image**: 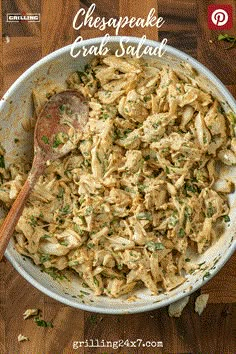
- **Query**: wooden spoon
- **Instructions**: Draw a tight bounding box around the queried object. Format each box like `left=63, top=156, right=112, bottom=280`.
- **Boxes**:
left=0, top=90, right=88, bottom=261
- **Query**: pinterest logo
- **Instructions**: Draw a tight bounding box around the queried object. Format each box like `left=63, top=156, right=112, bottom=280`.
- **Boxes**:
left=211, top=9, right=228, bottom=26
left=208, top=5, right=233, bottom=30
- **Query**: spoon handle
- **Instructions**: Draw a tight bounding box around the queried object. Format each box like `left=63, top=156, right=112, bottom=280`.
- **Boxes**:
left=0, top=159, right=43, bottom=261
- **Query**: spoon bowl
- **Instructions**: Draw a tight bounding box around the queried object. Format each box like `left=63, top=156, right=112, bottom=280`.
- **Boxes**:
left=35, top=90, right=88, bottom=160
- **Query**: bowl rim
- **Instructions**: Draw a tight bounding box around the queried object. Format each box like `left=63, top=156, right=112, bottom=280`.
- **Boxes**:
left=2, top=35, right=236, bottom=314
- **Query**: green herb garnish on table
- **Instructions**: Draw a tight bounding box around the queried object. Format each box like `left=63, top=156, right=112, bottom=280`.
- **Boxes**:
left=218, top=34, right=236, bottom=49
left=34, top=316, right=53, bottom=328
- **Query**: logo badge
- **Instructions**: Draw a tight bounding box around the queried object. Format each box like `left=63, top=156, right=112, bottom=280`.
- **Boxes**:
left=208, top=5, right=233, bottom=30
left=6, top=13, right=40, bottom=23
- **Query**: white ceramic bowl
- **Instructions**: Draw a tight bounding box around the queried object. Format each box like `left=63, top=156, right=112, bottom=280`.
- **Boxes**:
left=1, top=37, right=236, bottom=314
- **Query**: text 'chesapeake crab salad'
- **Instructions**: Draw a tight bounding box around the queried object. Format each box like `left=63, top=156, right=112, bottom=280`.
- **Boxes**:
left=0, top=55, right=235, bottom=298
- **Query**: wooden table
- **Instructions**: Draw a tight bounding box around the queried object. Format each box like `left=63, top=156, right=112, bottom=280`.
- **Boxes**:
left=0, top=1, right=235, bottom=353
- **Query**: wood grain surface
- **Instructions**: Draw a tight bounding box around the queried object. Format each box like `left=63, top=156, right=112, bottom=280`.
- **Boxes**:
left=0, top=0, right=235, bottom=353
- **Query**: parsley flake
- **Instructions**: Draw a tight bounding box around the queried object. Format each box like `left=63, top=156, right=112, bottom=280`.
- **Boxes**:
left=53, top=134, right=63, bottom=148
left=41, top=135, right=49, bottom=144
left=0, top=155, right=5, bottom=168
left=34, top=316, right=53, bottom=328
left=223, top=215, right=230, bottom=222
left=146, top=241, right=165, bottom=252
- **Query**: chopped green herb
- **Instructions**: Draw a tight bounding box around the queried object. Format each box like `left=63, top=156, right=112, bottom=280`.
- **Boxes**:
left=59, top=240, right=69, bottom=246
left=57, top=187, right=64, bottom=199
left=184, top=206, right=192, bottom=220
left=0, top=155, right=5, bottom=168
left=144, top=155, right=150, bottom=161
left=93, top=276, right=99, bottom=287
left=29, top=215, right=37, bottom=227
left=40, top=254, right=51, bottom=263
left=161, top=147, right=170, bottom=154
left=218, top=33, right=236, bottom=49
left=14, top=138, right=19, bottom=143
left=68, top=260, right=79, bottom=266
left=53, top=134, right=63, bottom=148
left=101, top=112, right=109, bottom=120
left=138, top=184, right=146, bottom=192
left=178, top=228, right=185, bottom=238
left=136, top=212, right=152, bottom=221
left=42, top=266, right=67, bottom=281
left=41, top=234, right=51, bottom=240
left=79, top=197, right=85, bottom=205
left=87, top=243, right=94, bottom=249
left=223, top=215, right=230, bottom=222
left=88, top=314, right=97, bottom=324
left=59, top=104, right=66, bottom=113
left=203, top=271, right=211, bottom=281
left=59, top=205, right=70, bottom=215
left=85, top=206, right=93, bottom=215
left=34, top=316, right=53, bottom=328
left=84, top=63, right=90, bottom=72
left=185, top=258, right=191, bottom=262
left=207, top=202, right=215, bottom=218
left=120, top=129, right=132, bottom=140
left=82, top=282, right=89, bottom=288
left=217, top=105, right=224, bottom=114
left=152, top=123, right=159, bottom=129
left=56, top=217, right=64, bottom=224
left=165, top=166, right=170, bottom=174
left=169, top=212, right=178, bottom=227
left=146, top=241, right=165, bottom=252
left=74, top=224, right=84, bottom=235
left=41, top=135, right=49, bottom=144
left=80, top=290, right=90, bottom=295
left=117, top=263, right=123, bottom=270
left=185, top=183, right=197, bottom=193
left=77, top=70, right=87, bottom=79
left=96, top=152, right=102, bottom=163
left=229, top=112, right=236, bottom=126
left=143, top=95, right=151, bottom=102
